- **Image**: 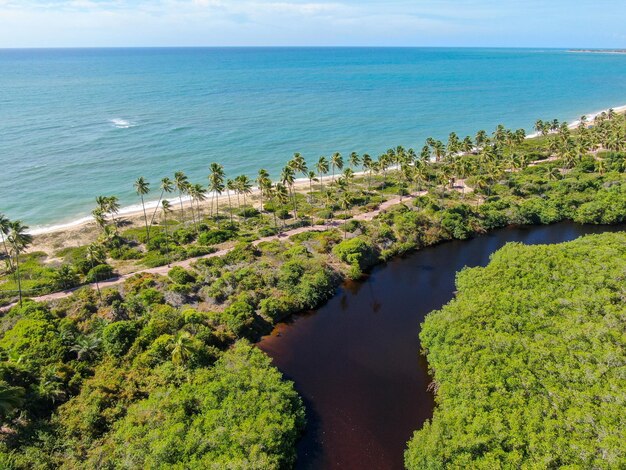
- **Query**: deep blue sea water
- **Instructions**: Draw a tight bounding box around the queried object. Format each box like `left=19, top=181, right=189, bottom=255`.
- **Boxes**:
left=1, top=47, right=625, bottom=229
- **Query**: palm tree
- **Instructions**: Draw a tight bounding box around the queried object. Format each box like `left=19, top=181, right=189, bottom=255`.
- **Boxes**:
left=349, top=152, right=361, bottom=171
left=432, top=140, right=445, bottom=162
left=208, top=163, right=225, bottom=226
left=171, top=332, right=195, bottom=367
left=306, top=170, right=318, bottom=203
left=226, top=179, right=236, bottom=223
left=236, top=175, right=253, bottom=221
left=330, top=152, right=343, bottom=182
left=256, top=169, right=271, bottom=211
left=339, top=192, right=352, bottom=238
left=70, top=335, right=101, bottom=361
left=96, top=196, right=120, bottom=231
left=289, top=153, right=308, bottom=177
left=280, top=166, right=297, bottom=219
left=86, top=243, right=105, bottom=299
left=174, top=171, right=189, bottom=221
left=316, top=156, right=329, bottom=193
left=342, top=168, right=355, bottom=195
left=8, top=220, right=32, bottom=307
left=188, top=184, right=206, bottom=233
left=149, top=177, right=174, bottom=230
left=134, top=177, right=151, bottom=242
left=274, top=183, right=290, bottom=230
left=362, top=154, right=373, bottom=190
left=0, top=213, right=13, bottom=272
left=0, top=381, right=24, bottom=420
left=161, top=200, right=173, bottom=266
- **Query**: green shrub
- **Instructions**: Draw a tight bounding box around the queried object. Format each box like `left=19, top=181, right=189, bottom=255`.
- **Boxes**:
left=85, top=264, right=115, bottom=283
left=102, top=321, right=139, bottom=358
left=168, top=266, right=196, bottom=285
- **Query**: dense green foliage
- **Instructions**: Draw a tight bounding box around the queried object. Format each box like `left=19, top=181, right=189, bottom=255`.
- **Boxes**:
left=0, top=111, right=625, bottom=466
left=406, top=232, right=626, bottom=469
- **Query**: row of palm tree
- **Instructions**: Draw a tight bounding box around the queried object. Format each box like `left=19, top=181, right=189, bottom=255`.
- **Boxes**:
left=85, top=113, right=624, bottom=247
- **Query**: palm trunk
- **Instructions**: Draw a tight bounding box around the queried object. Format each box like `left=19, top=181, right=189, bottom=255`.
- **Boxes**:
left=1, top=234, right=13, bottom=271
left=178, top=194, right=185, bottom=221
left=164, top=213, right=170, bottom=266
left=227, top=190, right=233, bottom=224
left=149, top=189, right=165, bottom=229
left=140, top=196, right=150, bottom=242
left=215, top=194, right=220, bottom=228
left=14, top=248, right=22, bottom=307
left=309, top=179, right=313, bottom=203
left=291, top=186, right=298, bottom=219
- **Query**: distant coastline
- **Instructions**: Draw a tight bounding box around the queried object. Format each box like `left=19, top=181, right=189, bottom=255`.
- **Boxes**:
left=568, top=49, right=626, bottom=55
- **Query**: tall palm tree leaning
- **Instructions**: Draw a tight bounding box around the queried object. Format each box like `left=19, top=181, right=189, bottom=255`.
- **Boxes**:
left=0, top=213, right=13, bottom=271
left=274, top=183, right=290, bottom=231
left=316, top=156, right=329, bottom=194
left=330, top=152, right=343, bottom=182
left=174, top=171, right=189, bottom=221
left=208, top=163, right=225, bottom=227
left=133, top=177, right=151, bottom=242
left=161, top=200, right=172, bottom=266
left=7, top=220, right=33, bottom=307
left=149, top=177, right=173, bottom=231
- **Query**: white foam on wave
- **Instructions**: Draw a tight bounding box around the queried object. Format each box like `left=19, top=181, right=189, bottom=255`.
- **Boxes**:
left=109, top=118, right=136, bottom=129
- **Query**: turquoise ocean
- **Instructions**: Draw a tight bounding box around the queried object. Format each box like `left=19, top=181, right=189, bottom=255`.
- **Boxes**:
left=1, top=48, right=625, bottom=230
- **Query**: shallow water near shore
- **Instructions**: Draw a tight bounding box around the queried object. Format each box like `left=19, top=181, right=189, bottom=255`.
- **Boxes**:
left=2, top=47, right=626, bottom=227
left=257, top=222, right=625, bottom=469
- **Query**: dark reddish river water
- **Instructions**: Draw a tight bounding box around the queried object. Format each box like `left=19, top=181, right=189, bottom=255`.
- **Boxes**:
left=257, top=223, right=624, bottom=469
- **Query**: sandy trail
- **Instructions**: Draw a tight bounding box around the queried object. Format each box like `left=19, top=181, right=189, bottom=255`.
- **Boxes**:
left=1, top=193, right=424, bottom=311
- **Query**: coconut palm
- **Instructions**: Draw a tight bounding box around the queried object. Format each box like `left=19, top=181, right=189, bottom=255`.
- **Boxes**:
left=274, top=183, right=290, bottom=230
left=134, top=177, right=151, bottom=242
left=174, top=171, right=189, bottom=220
left=0, top=213, right=13, bottom=272
left=362, top=154, right=373, bottom=190
left=188, top=183, right=206, bottom=233
left=306, top=170, right=318, bottom=203
left=316, top=156, right=329, bottom=193
left=149, top=177, right=174, bottom=230
left=475, top=130, right=488, bottom=150
left=349, top=152, right=361, bottom=171
left=330, top=152, right=343, bottom=182
left=280, top=165, right=297, bottom=219
left=7, top=220, right=32, bottom=307
left=256, top=169, right=271, bottom=211
left=226, top=179, right=236, bottom=223
left=161, top=200, right=173, bottom=266
left=432, top=140, right=446, bottom=162
left=86, top=243, right=105, bottom=299
left=289, top=153, right=308, bottom=177
left=235, top=175, right=253, bottom=221
left=208, top=163, right=225, bottom=226
left=342, top=167, right=355, bottom=195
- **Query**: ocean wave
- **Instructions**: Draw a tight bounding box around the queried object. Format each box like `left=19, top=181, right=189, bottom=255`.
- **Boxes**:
left=109, top=118, right=136, bottom=129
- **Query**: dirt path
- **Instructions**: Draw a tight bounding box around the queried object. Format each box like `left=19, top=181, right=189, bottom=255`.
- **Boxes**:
left=1, top=194, right=421, bottom=311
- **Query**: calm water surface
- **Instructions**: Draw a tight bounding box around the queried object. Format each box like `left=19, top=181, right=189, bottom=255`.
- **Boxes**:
left=2, top=48, right=626, bottom=227
left=258, top=223, right=625, bottom=469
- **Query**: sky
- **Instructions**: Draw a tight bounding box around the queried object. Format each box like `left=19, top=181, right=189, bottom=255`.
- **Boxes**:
left=0, top=0, right=625, bottom=48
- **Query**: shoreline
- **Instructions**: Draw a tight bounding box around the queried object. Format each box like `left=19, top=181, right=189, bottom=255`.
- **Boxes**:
left=25, top=102, right=626, bottom=237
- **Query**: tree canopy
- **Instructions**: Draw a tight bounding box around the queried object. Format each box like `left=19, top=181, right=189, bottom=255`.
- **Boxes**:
left=406, top=232, right=626, bottom=469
